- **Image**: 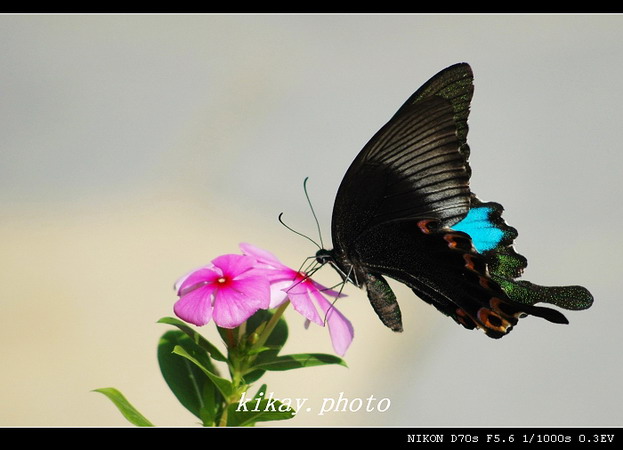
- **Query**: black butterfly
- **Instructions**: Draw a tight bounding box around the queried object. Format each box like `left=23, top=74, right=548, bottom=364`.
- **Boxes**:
left=316, top=63, right=593, bottom=338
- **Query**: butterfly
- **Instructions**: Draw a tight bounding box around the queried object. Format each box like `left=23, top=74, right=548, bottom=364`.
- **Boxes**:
left=315, top=62, right=593, bottom=338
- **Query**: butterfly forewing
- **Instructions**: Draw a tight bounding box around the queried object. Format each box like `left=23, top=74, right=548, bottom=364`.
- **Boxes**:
left=394, top=62, right=474, bottom=151
left=331, top=96, right=471, bottom=254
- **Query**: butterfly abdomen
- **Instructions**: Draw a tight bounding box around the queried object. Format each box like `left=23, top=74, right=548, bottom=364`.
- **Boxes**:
left=363, top=272, right=403, bottom=332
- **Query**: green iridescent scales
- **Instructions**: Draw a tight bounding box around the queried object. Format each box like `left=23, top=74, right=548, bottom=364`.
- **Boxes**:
left=409, top=71, right=473, bottom=145
left=483, top=225, right=593, bottom=311
left=393, top=64, right=473, bottom=160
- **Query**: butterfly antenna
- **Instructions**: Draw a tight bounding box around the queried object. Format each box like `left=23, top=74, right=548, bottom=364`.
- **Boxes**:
left=303, top=177, right=325, bottom=249
left=278, top=212, right=321, bottom=249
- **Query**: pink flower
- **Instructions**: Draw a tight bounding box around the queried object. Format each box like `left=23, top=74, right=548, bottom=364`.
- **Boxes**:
left=240, top=243, right=354, bottom=356
left=174, top=254, right=271, bottom=329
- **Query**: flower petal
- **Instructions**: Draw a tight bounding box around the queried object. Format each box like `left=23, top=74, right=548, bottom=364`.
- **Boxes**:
left=212, top=277, right=270, bottom=328
left=173, top=264, right=215, bottom=292
left=239, top=243, right=284, bottom=268
left=237, top=273, right=271, bottom=302
left=268, top=279, right=291, bottom=308
left=174, top=285, right=214, bottom=326
left=313, top=290, right=354, bottom=356
left=288, top=285, right=323, bottom=325
left=285, top=276, right=313, bottom=296
left=211, top=253, right=256, bottom=278
left=177, top=267, right=220, bottom=296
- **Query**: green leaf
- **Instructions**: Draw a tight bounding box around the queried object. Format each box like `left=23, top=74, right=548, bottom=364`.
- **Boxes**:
left=241, top=309, right=289, bottom=383
left=158, top=317, right=227, bottom=362
left=172, top=345, right=234, bottom=399
left=252, top=353, right=347, bottom=371
left=158, top=330, right=220, bottom=420
left=253, top=384, right=267, bottom=400
left=246, top=345, right=274, bottom=356
left=226, top=397, right=296, bottom=426
left=247, top=309, right=289, bottom=349
left=93, top=387, right=154, bottom=427
left=199, top=381, right=220, bottom=427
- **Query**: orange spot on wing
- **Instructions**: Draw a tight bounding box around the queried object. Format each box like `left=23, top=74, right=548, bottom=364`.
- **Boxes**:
left=479, top=276, right=492, bottom=290
left=417, top=219, right=436, bottom=234
left=455, top=308, right=476, bottom=328
left=463, top=253, right=477, bottom=271
left=477, top=307, right=511, bottom=333
left=444, top=234, right=459, bottom=248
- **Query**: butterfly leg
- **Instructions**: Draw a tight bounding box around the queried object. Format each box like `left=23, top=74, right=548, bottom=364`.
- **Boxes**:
left=364, top=272, right=403, bottom=332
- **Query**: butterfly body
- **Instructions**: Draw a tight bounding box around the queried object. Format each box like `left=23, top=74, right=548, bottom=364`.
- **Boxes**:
left=318, top=63, right=593, bottom=338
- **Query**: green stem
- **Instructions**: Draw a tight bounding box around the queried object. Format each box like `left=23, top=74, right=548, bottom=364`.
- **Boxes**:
left=225, top=328, right=236, bottom=349
left=253, top=301, right=290, bottom=351
left=217, top=301, right=290, bottom=426
left=237, top=321, right=247, bottom=345
left=218, top=408, right=228, bottom=427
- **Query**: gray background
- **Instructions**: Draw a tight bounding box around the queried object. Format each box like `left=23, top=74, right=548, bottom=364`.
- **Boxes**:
left=0, top=14, right=620, bottom=426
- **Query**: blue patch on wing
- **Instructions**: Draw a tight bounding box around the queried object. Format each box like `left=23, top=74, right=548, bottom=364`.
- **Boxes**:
left=451, top=207, right=504, bottom=253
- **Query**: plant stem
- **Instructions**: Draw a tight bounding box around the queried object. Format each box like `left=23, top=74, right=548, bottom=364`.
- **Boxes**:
left=253, top=301, right=290, bottom=351
left=217, top=302, right=290, bottom=426
left=237, top=321, right=247, bottom=345
left=225, top=328, right=236, bottom=349
left=218, top=405, right=229, bottom=427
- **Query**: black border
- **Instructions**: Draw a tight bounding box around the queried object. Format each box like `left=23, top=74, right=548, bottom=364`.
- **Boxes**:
left=1, top=426, right=621, bottom=446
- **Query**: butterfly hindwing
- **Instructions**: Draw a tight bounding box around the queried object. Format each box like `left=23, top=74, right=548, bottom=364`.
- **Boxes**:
left=451, top=196, right=594, bottom=312
left=350, top=217, right=567, bottom=337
